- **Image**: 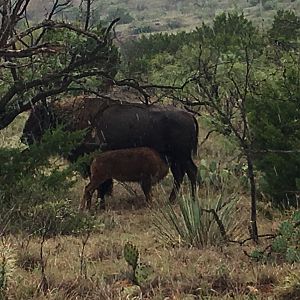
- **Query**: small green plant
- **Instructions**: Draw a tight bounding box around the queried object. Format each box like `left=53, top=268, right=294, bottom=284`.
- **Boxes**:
left=154, top=194, right=241, bottom=248
left=272, top=211, right=300, bottom=263
left=124, top=242, right=139, bottom=270
left=123, top=242, right=155, bottom=287
left=251, top=211, right=300, bottom=263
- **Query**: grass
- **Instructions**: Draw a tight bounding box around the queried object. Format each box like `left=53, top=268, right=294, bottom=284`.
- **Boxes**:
left=1, top=111, right=299, bottom=299
left=3, top=203, right=298, bottom=299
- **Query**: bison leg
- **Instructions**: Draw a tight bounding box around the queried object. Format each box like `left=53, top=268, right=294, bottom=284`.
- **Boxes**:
left=185, top=157, right=198, bottom=200
left=141, top=178, right=152, bottom=203
left=96, top=179, right=113, bottom=210
left=169, top=162, right=185, bottom=203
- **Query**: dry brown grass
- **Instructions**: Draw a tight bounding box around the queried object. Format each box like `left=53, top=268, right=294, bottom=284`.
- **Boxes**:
left=4, top=187, right=298, bottom=300
left=1, top=114, right=299, bottom=299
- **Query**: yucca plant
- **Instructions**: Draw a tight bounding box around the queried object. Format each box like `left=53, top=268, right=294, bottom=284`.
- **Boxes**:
left=154, top=193, right=241, bottom=248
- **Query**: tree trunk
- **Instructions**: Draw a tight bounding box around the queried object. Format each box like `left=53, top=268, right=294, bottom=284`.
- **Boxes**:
left=245, top=149, right=259, bottom=243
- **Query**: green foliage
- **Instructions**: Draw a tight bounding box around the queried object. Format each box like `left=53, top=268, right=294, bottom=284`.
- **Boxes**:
left=23, top=200, right=98, bottom=237
left=123, top=242, right=139, bottom=270
left=262, top=0, right=276, bottom=11
left=134, top=263, right=155, bottom=287
left=248, top=56, right=300, bottom=206
left=272, top=211, right=300, bottom=263
left=155, top=194, right=240, bottom=248
left=123, top=242, right=155, bottom=287
left=0, top=127, right=84, bottom=208
left=251, top=211, right=300, bottom=263
left=120, top=31, right=197, bottom=78
left=0, top=127, right=91, bottom=234
left=198, top=158, right=248, bottom=191
left=269, top=10, right=300, bottom=47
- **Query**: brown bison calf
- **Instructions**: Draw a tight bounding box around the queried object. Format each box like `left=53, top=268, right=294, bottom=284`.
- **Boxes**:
left=79, top=147, right=169, bottom=211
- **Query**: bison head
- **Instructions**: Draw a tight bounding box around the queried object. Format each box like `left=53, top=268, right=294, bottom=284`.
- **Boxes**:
left=21, top=105, right=55, bottom=145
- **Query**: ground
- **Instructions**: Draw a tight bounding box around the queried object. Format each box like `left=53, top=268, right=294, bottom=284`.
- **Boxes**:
left=3, top=178, right=299, bottom=299
left=1, top=114, right=299, bottom=300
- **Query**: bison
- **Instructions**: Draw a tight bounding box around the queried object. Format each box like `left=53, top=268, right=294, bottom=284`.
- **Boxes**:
left=21, top=96, right=198, bottom=207
left=79, top=147, right=169, bottom=210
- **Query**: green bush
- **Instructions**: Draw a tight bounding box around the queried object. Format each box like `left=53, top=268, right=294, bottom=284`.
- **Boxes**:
left=154, top=194, right=241, bottom=248
left=22, top=200, right=99, bottom=237
left=248, top=58, right=300, bottom=207
left=0, top=127, right=89, bottom=233
left=251, top=211, right=300, bottom=263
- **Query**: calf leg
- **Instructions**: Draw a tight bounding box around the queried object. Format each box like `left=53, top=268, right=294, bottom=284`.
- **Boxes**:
left=96, top=179, right=113, bottom=210
left=185, top=157, right=198, bottom=200
left=79, top=180, right=99, bottom=211
left=169, top=162, right=185, bottom=203
left=141, top=178, right=152, bottom=203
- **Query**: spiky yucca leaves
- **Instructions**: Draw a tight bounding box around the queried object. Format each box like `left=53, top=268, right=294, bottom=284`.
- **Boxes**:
left=123, top=242, right=139, bottom=270
left=0, top=243, right=15, bottom=297
left=154, top=194, right=241, bottom=248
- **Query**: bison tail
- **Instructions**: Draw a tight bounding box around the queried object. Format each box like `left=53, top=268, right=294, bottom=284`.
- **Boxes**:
left=192, top=116, right=199, bottom=157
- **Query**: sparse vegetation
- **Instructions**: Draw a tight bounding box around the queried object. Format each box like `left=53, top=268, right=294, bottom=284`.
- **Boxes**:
left=1, top=0, right=299, bottom=299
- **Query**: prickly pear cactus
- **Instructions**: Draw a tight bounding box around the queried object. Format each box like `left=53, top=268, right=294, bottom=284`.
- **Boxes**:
left=124, top=242, right=139, bottom=269
left=134, top=262, right=155, bottom=287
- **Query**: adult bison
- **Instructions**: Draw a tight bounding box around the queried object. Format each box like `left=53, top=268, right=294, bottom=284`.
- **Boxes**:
left=21, top=96, right=198, bottom=207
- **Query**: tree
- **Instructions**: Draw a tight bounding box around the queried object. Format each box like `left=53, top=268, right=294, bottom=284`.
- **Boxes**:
left=0, top=0, right=120, bottom=130
left=169, top=13, right=265, bottom=242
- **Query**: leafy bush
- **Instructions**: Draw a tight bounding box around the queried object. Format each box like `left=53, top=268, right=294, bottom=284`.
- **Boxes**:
left=272, top=211, right=300, bottom=263
left=0, top=127, right=90, bottom=233
left=198, top=158, right=248, bottom=192
left=22, top=200, right=99, bottom=237
left=251, top=211, right=300, bottom=263
left=248, top=58, right=300, bottom=207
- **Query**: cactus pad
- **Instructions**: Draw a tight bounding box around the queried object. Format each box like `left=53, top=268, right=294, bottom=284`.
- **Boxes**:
left=124, top=242, right=139, bottom=269
left=134, top=262, right=155, bottom=286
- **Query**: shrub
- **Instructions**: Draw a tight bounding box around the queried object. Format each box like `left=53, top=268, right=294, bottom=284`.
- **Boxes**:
left=251, top=210, right=300, bottom=263
left=0, top=127, right=89, bottom=233
left=154, top=194, right=241, bottom=248
left=22, top=199, right=99, bottom=237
